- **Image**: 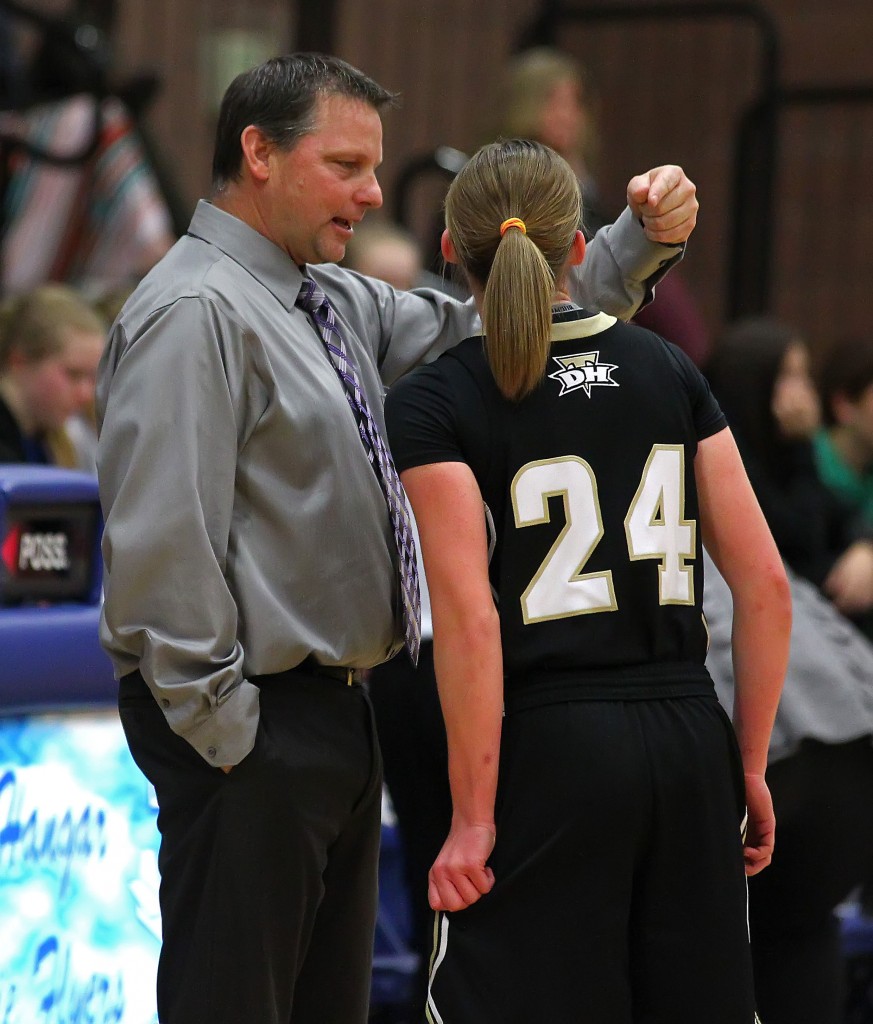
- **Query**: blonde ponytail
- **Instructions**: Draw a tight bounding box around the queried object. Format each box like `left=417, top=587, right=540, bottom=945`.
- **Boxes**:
left=444, top=139, right=582, bottom=401
left=482, top=227, right=554, bottom=400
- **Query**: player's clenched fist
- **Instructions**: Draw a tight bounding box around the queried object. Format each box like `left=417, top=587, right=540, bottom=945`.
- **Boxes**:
left=428, top=823, right=497, bottom=912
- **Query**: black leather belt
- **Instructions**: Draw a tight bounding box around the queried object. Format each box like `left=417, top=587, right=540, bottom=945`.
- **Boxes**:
left=298, top=656, right=363, bottom=686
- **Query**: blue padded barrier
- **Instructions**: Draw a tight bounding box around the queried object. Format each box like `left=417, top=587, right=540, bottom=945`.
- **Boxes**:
left=0, top=464, right=112, bottom=705
left=840, top=901, right=873, bottom=959
left=372, top=809, right=419, bottom=1010
left=0, top=603, right=115, bottom=706
left=0, top=464, right=103, bottom=609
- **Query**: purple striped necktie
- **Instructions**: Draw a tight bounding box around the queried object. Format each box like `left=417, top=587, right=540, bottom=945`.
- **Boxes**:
left=296, top=275, right=421, bottom=664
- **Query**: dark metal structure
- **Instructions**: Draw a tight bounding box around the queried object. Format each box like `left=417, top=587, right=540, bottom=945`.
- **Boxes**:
left=516, top=2, right=781, bottom=318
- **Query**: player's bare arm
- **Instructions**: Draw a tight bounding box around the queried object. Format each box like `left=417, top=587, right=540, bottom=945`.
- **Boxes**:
left=401, top=460, right=502, bottom=911
left=696, top=426, right=791, bottom=873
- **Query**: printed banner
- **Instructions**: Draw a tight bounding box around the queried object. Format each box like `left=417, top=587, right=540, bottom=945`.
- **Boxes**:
left=0, top=710, right=160, bottom=1024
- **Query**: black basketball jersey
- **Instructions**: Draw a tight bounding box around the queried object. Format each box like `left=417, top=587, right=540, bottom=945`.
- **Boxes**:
left=385, top=308, right=727, bottom=702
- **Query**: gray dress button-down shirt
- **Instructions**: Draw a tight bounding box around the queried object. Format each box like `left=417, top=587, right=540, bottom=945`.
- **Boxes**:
left=97, top=199, right=681, bottom=765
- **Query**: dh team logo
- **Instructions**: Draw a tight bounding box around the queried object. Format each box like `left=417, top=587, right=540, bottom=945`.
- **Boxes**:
left=548, top=351, right=619, bottom=397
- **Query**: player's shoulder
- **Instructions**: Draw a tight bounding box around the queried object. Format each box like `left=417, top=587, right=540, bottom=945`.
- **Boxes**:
left=389, top=336, right=482, bottom=406
left=598, top=317, right=705, bottom=384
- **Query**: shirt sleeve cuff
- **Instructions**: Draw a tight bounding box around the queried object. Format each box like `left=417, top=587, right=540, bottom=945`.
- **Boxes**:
left=185, top=678, right=261, bottom=767
left=610, top=206, right=686, bottom=286
left=571, top=206, right=687, bottom=320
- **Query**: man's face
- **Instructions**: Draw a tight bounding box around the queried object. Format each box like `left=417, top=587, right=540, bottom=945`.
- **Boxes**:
left=265, top=92, right=384, bottom=266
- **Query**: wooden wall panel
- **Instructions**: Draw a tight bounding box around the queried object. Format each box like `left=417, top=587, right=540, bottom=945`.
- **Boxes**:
left=770, top=99, right=873, bottom=354
left=335, top=0, right=540, bottom=202
left=565, top=15, right=768, bottom=336
left=328, top=0, right=872, bottom=349
left=111, top=0, right=294, bottom=220
left=37, top=0, right=868, bottom=348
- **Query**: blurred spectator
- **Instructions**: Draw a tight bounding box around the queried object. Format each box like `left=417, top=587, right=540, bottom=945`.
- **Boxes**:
left=62, top=281, right=137, bottom=475
left=704, top=316, right=869, bottom=596
left=706, top=321, right=873, bottom=1022
left=344, top=217, right=423, bottom=291
left=0, top=94, right=175, bottom=296
left=483, top=46, right=606, bottom=228
left=704, top=549, right=873, bottom=1024
left=813, top=335, right=873, bottom=621
left=92, top=280, right=141, bottom=328
left=0, top=283, right=105, bottom=467
left=344, top=215, right=465, bottom=297
left=485, top=46, right=711, bottom=363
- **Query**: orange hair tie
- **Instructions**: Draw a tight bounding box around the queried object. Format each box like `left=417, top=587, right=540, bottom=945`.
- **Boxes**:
left=499, top=217, right=527, bottom=237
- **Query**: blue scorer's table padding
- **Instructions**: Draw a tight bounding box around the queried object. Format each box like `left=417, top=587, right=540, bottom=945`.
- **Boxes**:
left=0, top=464, right=99, bottom=502
left=0, top=603, right=115, bottom=707
left=0, top=464, right=111, bottom=706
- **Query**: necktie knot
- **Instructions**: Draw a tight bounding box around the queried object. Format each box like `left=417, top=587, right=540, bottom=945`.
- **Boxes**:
left=296, top=277, right=326, bottom=316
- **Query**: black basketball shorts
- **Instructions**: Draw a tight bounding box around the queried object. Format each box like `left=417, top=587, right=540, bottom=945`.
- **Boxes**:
left=424, top=694, right=757, bottom=1024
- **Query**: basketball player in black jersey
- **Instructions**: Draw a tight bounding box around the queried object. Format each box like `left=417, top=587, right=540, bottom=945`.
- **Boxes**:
left=384, top=139, right=791, bottom=1024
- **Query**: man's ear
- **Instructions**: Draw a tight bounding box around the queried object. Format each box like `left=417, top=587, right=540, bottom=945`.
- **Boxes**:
left=441, top=229, right=459, bottom=265
left=240, top=125, right=273, bottom=183
left=568, top=229, right=586, bottom=266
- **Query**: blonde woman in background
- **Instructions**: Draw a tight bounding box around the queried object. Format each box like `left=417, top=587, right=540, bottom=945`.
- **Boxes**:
left=488, top=46, right=711, bottom=365
left=488, top=50, right=599, bottom=191
left=0, top=284, right=106, bottom=468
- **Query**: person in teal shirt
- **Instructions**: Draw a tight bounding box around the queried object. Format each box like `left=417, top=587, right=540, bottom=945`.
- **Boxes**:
left=815, top=334, right=873, bottom=530
left=813, top=334, right=873, bottom=622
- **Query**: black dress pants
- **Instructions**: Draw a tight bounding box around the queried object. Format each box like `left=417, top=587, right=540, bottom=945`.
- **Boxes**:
left=118, top=666, right=383, bottom=1024
left=748, top=738, right=873, bottom=1024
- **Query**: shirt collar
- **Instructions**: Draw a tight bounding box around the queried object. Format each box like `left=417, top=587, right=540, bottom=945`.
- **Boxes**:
left=186, top=199, right=307, bottom=313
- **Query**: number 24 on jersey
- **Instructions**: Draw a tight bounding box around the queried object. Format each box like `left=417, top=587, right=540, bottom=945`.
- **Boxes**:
left=511, top=445, right=695, bottom=624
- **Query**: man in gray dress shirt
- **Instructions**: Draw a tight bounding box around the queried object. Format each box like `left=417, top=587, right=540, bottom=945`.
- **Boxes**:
left=96, top=53, right=699, bottom=1024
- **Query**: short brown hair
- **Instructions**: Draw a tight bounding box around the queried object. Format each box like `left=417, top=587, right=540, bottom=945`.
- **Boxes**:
left=818, top=335, right=873, bottom=426
left=211, top=53, right=398, bottom=190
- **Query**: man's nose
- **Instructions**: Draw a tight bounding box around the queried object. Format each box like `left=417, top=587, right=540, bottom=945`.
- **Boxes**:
left=359, top=174, right=382, bottom=209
